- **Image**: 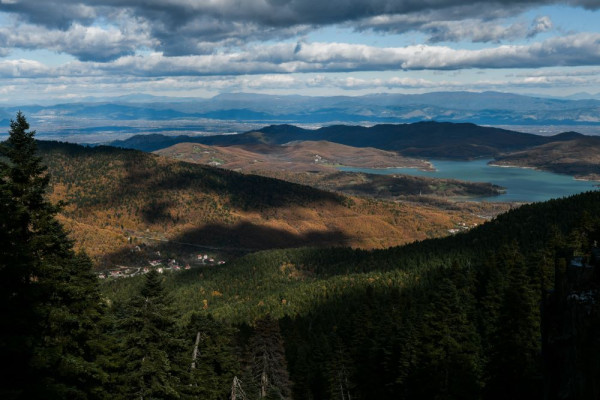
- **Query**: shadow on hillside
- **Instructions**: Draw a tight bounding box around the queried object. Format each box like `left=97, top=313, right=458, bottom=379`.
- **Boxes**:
left=112, top=152, right=344, bottom=226
left=140, top=200, right=173, bottom=224
left=101, top=221, right=351, bottom=266
left=174, top=222, right=350, bottom=249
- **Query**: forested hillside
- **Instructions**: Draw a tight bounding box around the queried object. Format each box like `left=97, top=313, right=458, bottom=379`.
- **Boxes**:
left=492, top=135, right=600, bottom=180
left=103, top=190, right=600, bottom=399
left=111, top=121, right=578, bottom=158
left=37, top=140, right=485, bottom=264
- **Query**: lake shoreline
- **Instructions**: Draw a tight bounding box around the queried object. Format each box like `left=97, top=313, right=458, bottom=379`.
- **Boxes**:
left=338, top=159, right=598, bottom=203
left=489, top=161, right=600, bottom=183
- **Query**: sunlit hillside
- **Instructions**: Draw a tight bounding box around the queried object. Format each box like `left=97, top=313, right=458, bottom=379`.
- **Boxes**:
left=39, top=141, right=486, bottom=265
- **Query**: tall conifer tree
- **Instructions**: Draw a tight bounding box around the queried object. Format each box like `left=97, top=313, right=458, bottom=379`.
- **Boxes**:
left=247, top=316, right=292, bottom=400
left=117, top=269, right=186, bottom=399
left=0, top=112, right=105, bottom=399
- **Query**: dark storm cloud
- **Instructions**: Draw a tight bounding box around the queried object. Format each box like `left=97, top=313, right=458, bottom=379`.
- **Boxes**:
left=0, top=0, right=97, bottom=29
left=3, top=1, right=598, bottom=27
left=73, top=0, right=600, bottom=27
left=0, top=0, right=598, bottom=60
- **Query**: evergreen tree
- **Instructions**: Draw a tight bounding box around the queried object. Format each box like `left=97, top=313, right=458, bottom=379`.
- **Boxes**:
left=247, top=316, right=292, bottom=399
left=182, top=313, right=239, bottom=399
left=0, top=112, right=105, bottom=399
left=327, top=337, right=354, bottom=400
left=485, top=243, right=542, bottom=400
left=117, top=269, right=187, bottom=399
left=411, top=276, right=482, bottom=399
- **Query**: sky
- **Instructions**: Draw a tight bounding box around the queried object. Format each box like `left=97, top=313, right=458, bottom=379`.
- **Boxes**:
left=1, top=0, right=600, bottom=103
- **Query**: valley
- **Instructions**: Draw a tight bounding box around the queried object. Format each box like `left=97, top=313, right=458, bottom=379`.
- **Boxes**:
left=3, top=113, right=600, bottom=400
left=145, top=122, right=599, bottom=203
left=39, top=120, right=600, bottom=269
left=39, top=141, right=496, bottom=268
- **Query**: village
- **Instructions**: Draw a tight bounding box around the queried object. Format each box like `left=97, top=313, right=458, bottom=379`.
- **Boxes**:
left=98, top=250, right=226, bottom=280
left=447, top=221, right=479, bottom=234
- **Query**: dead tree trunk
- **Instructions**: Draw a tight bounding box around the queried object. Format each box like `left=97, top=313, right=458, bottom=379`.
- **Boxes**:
left=260, top=351, right=269, bottom=398
left=191, top=331, right=201, bottom=370
left=231, top=376, right=247, bottom=400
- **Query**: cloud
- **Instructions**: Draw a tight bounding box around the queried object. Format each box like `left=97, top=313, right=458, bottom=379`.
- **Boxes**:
left=0, top=59, right=50, bottom=77
left=0, top=1, right=97, bottom=30
left=3, top=69, right=600, bottom=103
left=422, top=16, right=553, bottom=43
left=2, top=32, right=600, bottom=80
left=156, top=33, right=600, bottom=74
left=0, top=21, right=156, bottom=61
left=354, top=6, right=556, bottom=43
left=529, top=16, right=553, bottom=37
left=3, top=1, right=597, bottom=29
left=0, top=0, right=596, bottom=59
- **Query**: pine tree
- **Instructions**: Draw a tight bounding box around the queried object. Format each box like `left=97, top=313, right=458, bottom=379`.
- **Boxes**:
left=0, top=115, right=31, bottom=399
left=0, top=112, right=105, bottom=399
left=484, top=243, right=542, bottom=400
left=327, top=337, right=354, bottom=400
left=182, top=313, right=239, bottom=399
left=411, top=276, right=482, bottom=399
left=247, top=316, right=292, bottom=400
left=117, top=269, right=187, bottom=399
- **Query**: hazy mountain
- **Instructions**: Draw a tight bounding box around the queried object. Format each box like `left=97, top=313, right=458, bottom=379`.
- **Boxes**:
left=2, top=91, right=600, bottom=142
left=562, top=92, right=600, bottom=101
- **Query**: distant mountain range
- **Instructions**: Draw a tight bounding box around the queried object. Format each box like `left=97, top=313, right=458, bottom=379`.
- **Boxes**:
left=1, top=91, right=600, bottom=141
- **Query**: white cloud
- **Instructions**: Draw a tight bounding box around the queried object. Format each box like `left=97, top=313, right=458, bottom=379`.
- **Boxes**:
left=2, top=33, right=600, bottom=81
left=0, top=59, right=50, bottom=77
left=2, top=67, right=600, bottom=102
left=420, top=16, right=554, bottom=43
left=0, top=0, right=598, bottom=100
left=0, top=19, right=156, bottom=61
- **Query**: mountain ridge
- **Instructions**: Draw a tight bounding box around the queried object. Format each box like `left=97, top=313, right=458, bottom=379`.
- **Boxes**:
left=111, top=121, right=583, bottom=158
left=491, top=136, right=600, bottom=180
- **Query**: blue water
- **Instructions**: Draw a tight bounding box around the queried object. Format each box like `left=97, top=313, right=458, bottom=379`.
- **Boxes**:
left=338, top=159, right=599, bottom=202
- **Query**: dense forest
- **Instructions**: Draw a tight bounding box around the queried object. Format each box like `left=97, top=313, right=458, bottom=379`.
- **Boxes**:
left=1, top=113, right=599, bottom=399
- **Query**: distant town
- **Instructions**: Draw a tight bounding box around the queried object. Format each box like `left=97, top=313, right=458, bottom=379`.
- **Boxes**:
left=98, top=249, right=226, bottom=279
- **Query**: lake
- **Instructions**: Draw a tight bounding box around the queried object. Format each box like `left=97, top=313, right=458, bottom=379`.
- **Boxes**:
left=338, top=159, right=599, bottom=202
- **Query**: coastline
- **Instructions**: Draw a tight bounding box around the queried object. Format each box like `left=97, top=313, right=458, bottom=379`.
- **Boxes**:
left=489, top=161, right=600, bottom=183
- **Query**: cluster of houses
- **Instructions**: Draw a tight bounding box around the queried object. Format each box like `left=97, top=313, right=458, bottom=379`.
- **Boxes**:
left=448, top=221, right=478, bottom=235
left=98, top=253, right=226, bottom=280
left=196, top=253, right=226, bottom=265
left=97, top=265, right=149, bottom=280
